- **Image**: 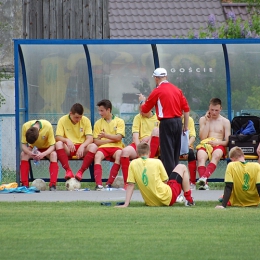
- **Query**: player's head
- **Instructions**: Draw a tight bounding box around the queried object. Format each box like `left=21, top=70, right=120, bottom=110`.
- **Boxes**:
left=152, top=68, right=167, bottom=78
left=229, top=146, right=245, bottom=161
left=70, top=103, right=84, bottom=124
left=26, top=127, right=39, bottom=144
left=209, top=98, right=222, bottom=107
left=137, top=143, right=150, bottom=157
left=97, top=99, right=112, bottom=118
left=152, top=68, right=167, bottom=86
left=208, top=98, right=222, bottom=118
left=70, top=103, right=84, bottom=115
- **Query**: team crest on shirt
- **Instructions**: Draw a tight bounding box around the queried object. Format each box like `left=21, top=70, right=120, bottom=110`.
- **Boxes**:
left=114, top=126, right=117, bottom=131
left=41, top=136, right=46, bottom=140
left=154, top=122, right=159, bottom=127
left=80, top=128, right=83, bottom=132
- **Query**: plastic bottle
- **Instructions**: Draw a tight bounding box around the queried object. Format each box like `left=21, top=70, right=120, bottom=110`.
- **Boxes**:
left=32, top=146, right=40, bottom=165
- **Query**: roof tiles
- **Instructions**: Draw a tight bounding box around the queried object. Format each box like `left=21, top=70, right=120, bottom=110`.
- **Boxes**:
left=108, top=0, right=226, bottom=38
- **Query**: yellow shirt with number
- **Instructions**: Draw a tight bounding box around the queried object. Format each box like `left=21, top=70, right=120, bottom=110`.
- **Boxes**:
left=21, top=120, right=55, bottom=148
left=225, top=161, right=260, bottom=207
left=93, top=115, right=125, bottom=148
left=56, top=115, right=92, bottom=144
left=127, top=157, right=171, bottom=206
left=132, top=113, right=159, bottom=140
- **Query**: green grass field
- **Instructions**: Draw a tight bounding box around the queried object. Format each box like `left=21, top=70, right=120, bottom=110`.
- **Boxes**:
left=1, top=201, right=259, bottom=260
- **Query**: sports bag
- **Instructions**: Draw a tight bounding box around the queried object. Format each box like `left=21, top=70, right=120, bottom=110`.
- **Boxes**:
left=231, top=115, right=260, bottom=135
left=235, top=120, right=256, bottom=135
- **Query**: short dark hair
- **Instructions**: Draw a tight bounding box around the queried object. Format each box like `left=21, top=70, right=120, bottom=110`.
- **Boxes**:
left=97, top=99, right=112, bottom=112
left=26, top=127, right=39, bottom=144
left=70, top=103, right=84, bottom=115
left=209, top=98, right=222, bottom=106
left=137, top=143, right=150, bottom=157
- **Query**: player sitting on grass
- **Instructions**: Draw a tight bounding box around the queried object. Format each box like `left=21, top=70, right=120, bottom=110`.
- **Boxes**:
left=115, top=143, right=195, bottom=207
left=215, top=146, right=260, bottom=209
left=120, top=109, right=159, bottom=189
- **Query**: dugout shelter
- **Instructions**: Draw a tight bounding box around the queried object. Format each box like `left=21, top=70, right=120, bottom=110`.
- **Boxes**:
left=14, top=38, right=260, bottom=184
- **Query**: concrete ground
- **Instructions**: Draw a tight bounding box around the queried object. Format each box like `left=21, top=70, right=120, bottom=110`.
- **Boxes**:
left=0, top=189, right=223, bottom=203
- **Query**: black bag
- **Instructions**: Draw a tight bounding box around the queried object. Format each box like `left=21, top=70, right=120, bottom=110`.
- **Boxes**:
left=229, top=135, right=259, bottom=156
left=229, top=115, right=260, bottom=156
left=231, top=115, right=260, bottom=135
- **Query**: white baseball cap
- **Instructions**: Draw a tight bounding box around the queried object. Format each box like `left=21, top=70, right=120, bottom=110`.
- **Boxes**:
left=152, top=68, right=167, bottom=77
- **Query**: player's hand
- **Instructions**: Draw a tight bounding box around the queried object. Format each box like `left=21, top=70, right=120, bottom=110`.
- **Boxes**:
left=114, top=204, right=128, bottom=208
left=215, top=205, right=225, bottom=209
left=182, top=154, right=188, bottom=160
left=138, top=93, right=146, bottom=103
left=66, top=139, right=76, bottom=152
left=140, top=137, right=150, bottom=143
left=98, top=130, right=106, bottom=139
left=208, top=139, right=219, bottom=147
left=205, top=111, right=211, bottom=120
left=76, top=145, right=84, bottom=159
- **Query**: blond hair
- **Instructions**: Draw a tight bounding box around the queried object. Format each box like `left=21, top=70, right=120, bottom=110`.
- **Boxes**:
left=229, top=146, right=244, bottom=159
left=137, top=143, right=150, bottom=157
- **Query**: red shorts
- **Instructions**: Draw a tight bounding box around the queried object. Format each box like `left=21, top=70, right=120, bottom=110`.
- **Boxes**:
left=129, top=143, right=137, bottom=150
left=97, top=147, right=122, bottom=162
left=198, top=145, right=227, bottom=159
left=167, top=180, right=182, bottom=206
left=69, top=144, right=81, bottom=158
left=38, top=148, right=48, bottom=153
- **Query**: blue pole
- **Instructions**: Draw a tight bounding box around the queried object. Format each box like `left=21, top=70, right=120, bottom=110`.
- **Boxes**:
left=222, top=44, right=232, bottom=121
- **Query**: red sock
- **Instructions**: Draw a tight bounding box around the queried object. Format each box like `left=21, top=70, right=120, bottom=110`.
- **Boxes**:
left=120, top=157, right=130, bottom=184
left=107, top=163, right=120, bottom=185
left=149, top=136, right=159, bottom=158
left=20, top=160, right=29, bottom=187
left=49, top=162, right=59, bottom=187
left=80, top=152, right=95, bottom=172
left=94, top=164, right=102, bottom=185
left=56, top=149, right=70, bottom=171
left=198, top=166, right=206, bottom=178
left=184, top=190, right=193, bottom=203
left=188, top=160, right=197, bottom=184
left=204, top=163, right=216, bottom=178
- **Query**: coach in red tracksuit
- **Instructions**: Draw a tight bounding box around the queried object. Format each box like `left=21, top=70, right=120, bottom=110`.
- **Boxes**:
left=139, top=68, right=190, bottom=177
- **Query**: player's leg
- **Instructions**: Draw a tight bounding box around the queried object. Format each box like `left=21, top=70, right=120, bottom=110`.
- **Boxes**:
left=55, top=141, right=74, bottom=179
left=196, top=148, right=208, bottom=178
left=170, top=164, right=194, bottom=206
left=20, top=150, right=31, bottom=187
left=75, top=143, right=98, bottom=181
left=188, top=148, right=197, bottom=188
left=94, top=149, right=105, bottom=190
left=120, top=144, right=137, bottom=186
left=149, top=127, right=159, bottom=158
left=46, top=151, right=59, bottom=191
left=106, top=149, right=122, bottom=187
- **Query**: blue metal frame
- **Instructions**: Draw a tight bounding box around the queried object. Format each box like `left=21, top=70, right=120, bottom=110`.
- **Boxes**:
left=83, top=44, right=95, bottom=127
left=222, top=44, right=232, bottom=120
left=13, top=38, right=260, bottom=183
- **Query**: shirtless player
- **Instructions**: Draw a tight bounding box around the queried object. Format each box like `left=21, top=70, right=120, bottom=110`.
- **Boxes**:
left=196, top=98, right=231, bottom=190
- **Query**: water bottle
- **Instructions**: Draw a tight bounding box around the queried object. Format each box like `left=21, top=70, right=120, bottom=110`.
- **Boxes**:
left=32, top=146, right=40, bottom=165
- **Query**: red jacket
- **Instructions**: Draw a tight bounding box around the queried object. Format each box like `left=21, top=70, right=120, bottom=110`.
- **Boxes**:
left=141, top=81, right=189, bottom=120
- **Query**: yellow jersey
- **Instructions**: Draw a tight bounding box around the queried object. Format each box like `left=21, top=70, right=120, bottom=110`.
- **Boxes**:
left=132, top=113, right=159, bottom=140
left=21, top=120, right=55, bottom=148
left=128, top=157, right=171, bottom=206
left=56, top=115, right=92, bottom=144
left=93, top=115, right=125, bottom=148
left=225, top=161, right=260, bottom=207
